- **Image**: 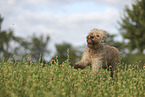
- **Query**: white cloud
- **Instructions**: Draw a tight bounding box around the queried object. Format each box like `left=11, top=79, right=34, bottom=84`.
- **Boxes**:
left=0, top=0, right=134, bottom=48
left=0, top=0, right=135, bottom=60
left=0, top=0, right=134, bottom=9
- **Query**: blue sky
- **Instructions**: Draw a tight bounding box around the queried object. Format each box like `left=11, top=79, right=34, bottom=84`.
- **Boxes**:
left=0, top=0, right=134, bottom=59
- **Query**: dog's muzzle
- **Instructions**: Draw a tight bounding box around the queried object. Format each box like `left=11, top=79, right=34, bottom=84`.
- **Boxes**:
left=87, top=35, right=96, bottom=46
left=87, top=39, right=93, bottom=44
left=87, top=38, right=95, bottom=45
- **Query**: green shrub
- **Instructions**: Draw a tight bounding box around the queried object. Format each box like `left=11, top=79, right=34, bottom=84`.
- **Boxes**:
left=122, top=53, right=145, bottom=68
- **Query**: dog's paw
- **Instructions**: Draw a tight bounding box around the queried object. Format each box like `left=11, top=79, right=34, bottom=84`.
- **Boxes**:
left=74, top=63, right=79, bottom=69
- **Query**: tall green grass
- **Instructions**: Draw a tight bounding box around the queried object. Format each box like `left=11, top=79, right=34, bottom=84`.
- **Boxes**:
left=0, top=58, right=145, bottom=97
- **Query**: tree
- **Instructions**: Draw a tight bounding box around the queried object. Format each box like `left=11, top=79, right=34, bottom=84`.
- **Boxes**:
left=0, top=30, right=14, bottom=57
left=52, top=42, right=82, bottom=64
left=0, top=15, right=51, bottom=61
left=119, top=0, right=145, bottom=53
left=22, top=34, right=50, bottom=61
left=0, top=15, right=24, bottom=59
left=0, top=15, right=3, bottom=31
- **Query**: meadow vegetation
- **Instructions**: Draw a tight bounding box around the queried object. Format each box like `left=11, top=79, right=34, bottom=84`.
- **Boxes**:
left=0, top=57, right=144, bottom=97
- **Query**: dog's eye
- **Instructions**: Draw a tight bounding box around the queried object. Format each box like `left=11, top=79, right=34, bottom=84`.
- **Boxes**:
left=97, top=35, right=99, bottom=37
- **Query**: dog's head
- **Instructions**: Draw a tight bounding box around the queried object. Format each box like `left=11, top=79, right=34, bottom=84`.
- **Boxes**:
left=86, top=28, right=107, bottom=49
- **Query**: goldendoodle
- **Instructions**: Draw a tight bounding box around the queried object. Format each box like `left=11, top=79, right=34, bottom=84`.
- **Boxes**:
left=74, top=28, right=120, bottom=77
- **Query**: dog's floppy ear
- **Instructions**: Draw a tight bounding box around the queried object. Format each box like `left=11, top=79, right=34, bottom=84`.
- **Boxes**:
left=101, top=31, right=107, bottom=43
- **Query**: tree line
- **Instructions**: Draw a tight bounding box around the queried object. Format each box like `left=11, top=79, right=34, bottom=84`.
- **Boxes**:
left=0, top=0, right=145, bottom=66
left=0, top=15, right=82, bottom=64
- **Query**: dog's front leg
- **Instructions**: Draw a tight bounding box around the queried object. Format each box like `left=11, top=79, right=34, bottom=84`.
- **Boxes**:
left=91, top=58, right=102, bottom=76
left=74, top=49, right=90, bottom=69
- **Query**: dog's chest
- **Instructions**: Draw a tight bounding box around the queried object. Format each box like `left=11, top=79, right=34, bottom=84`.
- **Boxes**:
left=88, top=49, right=104, bottom=59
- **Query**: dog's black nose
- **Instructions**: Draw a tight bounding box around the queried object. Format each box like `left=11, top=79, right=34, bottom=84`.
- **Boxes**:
left=90, top=36, right=94, bottom=39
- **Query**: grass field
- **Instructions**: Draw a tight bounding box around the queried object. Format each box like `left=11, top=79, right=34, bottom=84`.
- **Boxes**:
left=0, top=58, right=145, bottom=97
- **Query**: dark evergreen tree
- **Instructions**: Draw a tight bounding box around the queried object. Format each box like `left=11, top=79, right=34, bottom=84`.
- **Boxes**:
left=119, top=0, right=145, bottom=53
